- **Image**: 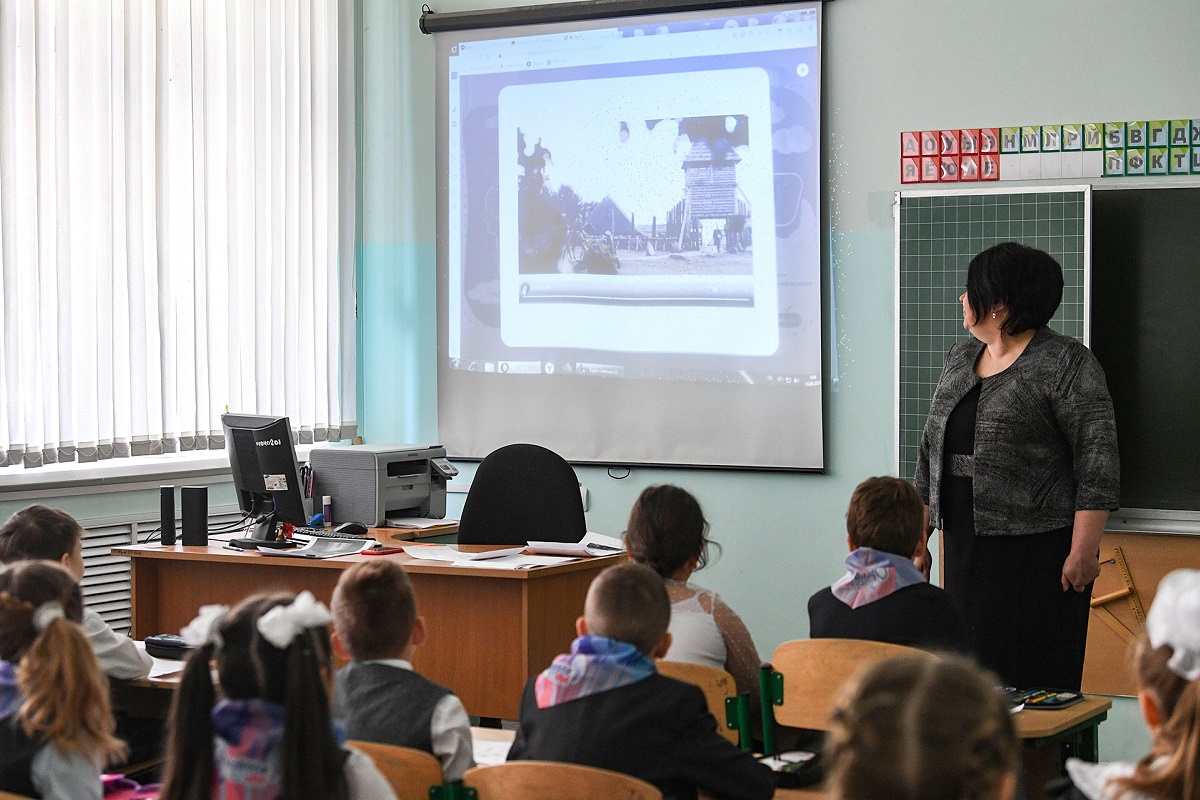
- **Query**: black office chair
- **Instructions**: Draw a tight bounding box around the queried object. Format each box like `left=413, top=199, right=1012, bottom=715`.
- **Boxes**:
left=457, top=443, right=587, bottom=545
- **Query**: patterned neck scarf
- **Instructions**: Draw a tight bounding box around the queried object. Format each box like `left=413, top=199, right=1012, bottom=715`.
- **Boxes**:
left=534, top=635, right=656, bottom=709
left=831, top=547, right=926, bottom=609
left=211, top=699, right=346, bottom=800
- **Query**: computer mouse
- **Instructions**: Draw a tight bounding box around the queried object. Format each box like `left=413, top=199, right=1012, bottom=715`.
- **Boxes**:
left=334, top=521, right=369, bottom=536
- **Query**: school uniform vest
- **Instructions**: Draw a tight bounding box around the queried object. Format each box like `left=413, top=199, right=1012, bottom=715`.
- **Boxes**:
left=333, top=662, right=451, bottom=753
left=0, top=714, right=45, bottom=798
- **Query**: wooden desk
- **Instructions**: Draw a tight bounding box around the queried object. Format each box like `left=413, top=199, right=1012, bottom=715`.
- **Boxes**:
left=113, top=541, right=617, bottom=720
left=1021, top=695, right=1111, bottom=792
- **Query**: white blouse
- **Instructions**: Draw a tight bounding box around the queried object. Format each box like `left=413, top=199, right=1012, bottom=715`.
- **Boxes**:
left=663, top=579, right=761, bottom=698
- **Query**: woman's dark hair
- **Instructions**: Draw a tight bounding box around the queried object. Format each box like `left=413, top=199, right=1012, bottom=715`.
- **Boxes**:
left=966, top=241, right=1063, bottom=336
left=159, top=592, right=349, bottom=800
left=625, top=485, right=720, bottom=578
left=0, top=505, right=83, bottom=563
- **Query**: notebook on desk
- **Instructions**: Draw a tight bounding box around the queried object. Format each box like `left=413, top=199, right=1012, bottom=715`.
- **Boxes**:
left=259, top=537, right=376, bottom=559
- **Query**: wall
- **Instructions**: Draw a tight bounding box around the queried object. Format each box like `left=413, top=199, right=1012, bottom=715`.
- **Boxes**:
left=4, top=0, right=1189, bottom=762
left=361, top=0, right=1200, bottom=760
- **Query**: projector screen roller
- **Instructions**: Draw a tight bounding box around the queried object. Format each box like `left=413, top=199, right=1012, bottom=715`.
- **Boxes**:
left=435, top=3, right=823, bottom=470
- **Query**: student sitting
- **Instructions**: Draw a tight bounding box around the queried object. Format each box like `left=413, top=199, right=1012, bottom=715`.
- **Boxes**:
left=0, top=560, right=126, bottom=800
left=0, top=505, right=152, bottom=680
left=330, top=560, right=473, bottom=782
left=159, top=591, right=397, bottom=800
left=507, top=562, right=774, bottom=800
left=824, top=652, right=1019, bottom=800
left=807, top=477, right=966, bottom=651
left=1051, top=568, right=1200, bottom=800
left=625, top=485, right=761, bottom=699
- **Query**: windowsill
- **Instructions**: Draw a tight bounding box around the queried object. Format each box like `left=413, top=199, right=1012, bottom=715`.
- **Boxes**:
left=0, top=445, right=316, bottom=495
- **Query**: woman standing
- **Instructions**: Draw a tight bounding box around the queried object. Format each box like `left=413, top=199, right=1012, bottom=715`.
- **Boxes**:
left=915, top=242, right=1119, bottom=691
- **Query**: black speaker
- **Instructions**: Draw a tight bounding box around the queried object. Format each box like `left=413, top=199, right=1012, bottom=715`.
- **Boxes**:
left=180, top=486, right=208, bottom=546
left=160, top=485, right=176, bottom=545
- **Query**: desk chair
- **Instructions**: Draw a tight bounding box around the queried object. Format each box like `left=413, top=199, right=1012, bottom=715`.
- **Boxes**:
left=463, top=761, right=662, bottom=800
left=760, top=638, right=919, bottom=753
left=457, top=443, right=587, bottom=545
left=655, top=660, right=744, bottom=746
left=348, top=740, right=443, bottom=800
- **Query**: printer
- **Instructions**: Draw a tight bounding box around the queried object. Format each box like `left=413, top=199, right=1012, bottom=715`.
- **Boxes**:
left=308, top=444, right=458, bottom=527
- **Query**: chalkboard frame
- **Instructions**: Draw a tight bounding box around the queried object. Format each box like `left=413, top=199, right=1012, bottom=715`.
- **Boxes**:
left=895, top=182, right=1200, bottom=531
left=893, top=184, right=1092, bottom=488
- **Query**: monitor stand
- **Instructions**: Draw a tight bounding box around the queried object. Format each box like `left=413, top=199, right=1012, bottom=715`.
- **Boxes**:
left=229, top=515, right=298, bottom=550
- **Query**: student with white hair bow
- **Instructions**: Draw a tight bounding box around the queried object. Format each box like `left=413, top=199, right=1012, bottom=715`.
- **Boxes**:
left=1050, top=569, right=1200, bottom=800
left=160, top=590, right=398, bottom=800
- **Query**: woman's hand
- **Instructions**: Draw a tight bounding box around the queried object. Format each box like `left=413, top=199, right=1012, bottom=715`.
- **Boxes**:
left=912, top=550, right=932, bottom=582
left=1061, top=549, right=1101, bottom=592
left=1062, top=509, right=1109, bottom=592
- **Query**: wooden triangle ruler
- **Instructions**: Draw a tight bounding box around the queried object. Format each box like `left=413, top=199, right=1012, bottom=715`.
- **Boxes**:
left=1090, top=546, right=1145, bottom=645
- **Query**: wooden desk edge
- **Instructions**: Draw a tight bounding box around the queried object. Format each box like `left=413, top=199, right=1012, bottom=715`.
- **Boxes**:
left=113, top=544, right=622, bottom=579
left=1016, top=695, right=1112, bottom=739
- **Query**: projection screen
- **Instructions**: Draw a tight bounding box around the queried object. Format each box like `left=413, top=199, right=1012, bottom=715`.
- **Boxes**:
left=434, top=2, right=823, bottom=469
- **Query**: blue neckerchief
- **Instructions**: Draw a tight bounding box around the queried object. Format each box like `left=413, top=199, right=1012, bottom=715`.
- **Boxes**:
left=831, top=547, right=926, bottom=609
left=534, top=635, right=656, bottom=708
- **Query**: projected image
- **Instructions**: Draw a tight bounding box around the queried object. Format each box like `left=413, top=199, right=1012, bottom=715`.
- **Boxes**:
left=516, top=115, right=754, bottom=285
left=498, top=70, right=778, bottom=355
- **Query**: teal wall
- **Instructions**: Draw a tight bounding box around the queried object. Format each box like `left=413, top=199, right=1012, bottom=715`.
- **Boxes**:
left=8, top=0, right=1196, bottom=763
left=360, top=0, right=1200, bottom=760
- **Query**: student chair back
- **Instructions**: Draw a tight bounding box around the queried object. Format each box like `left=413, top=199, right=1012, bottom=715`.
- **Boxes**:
left=655, top=660, right=741, bottom=745
left=348, top=740, right=443, bottom=800
left=463, top=761, right=662, bottom=800
left=770, top=638, right=919, bottom=730
left=457, top=443, right=587, bottom=545
left=0, top=793, right=36, bottom=800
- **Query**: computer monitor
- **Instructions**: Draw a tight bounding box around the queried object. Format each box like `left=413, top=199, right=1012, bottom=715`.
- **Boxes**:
left=222, top=413, right=309, bottom=544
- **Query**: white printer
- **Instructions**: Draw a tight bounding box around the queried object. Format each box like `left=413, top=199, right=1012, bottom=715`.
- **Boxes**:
left=308, top=444, right=458, bottom=527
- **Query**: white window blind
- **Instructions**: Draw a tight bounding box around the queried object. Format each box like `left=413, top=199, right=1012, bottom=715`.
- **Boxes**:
left=0, top=0, right=358, bottom=469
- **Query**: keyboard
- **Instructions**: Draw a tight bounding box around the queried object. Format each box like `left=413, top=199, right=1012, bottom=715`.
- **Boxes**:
left=294, top=527, right=373, bottom=541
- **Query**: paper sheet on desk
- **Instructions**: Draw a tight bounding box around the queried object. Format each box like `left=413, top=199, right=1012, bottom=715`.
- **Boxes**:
left=149, top=658, right=186, bottom=679
left=134, top=641, right=186, bottom=679
left=525, top=531, right=625, bottom=557
left=451, top=554, right=576, bottom=569
left=473, top=739, right=514, bottom=766
left=401, top=545, right=527, bottom=562
left=387, top=516, right=459, bottom=529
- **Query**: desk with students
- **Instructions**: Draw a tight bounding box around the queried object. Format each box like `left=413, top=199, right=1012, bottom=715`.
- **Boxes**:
left=114, top=532, right=1114, bottom=794
left=116, top=647, right=1111, bottom=800
left=113, top=535, right=620, bottom=720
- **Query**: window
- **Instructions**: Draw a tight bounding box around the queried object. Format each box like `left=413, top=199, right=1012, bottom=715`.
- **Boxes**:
left=0, top=0, right=357, bottom=469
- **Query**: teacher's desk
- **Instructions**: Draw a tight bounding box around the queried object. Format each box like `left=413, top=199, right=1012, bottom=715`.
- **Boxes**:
left=113, top=539, right=619, bottom=720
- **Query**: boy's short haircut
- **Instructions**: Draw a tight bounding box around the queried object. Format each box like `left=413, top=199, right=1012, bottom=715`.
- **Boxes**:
left=846, top=477, right=924, bottom=558
left=0, top=505, right=83, bottom=564
left=331, top=560, right=417, bottom=661
left=585, top=563, right=670, bottom=655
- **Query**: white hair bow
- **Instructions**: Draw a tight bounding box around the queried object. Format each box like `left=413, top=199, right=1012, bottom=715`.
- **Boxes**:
left=32, top=601, right=65, bottom=632
left=256, top=590, right=332, bottom=649
left=181, top=604, right=230, bottom=648
left=1146, top=569, right=1200, bottom=681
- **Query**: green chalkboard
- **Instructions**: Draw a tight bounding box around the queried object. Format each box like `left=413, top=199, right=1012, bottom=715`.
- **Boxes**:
left=895, top=187, right=1089, bottom=484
